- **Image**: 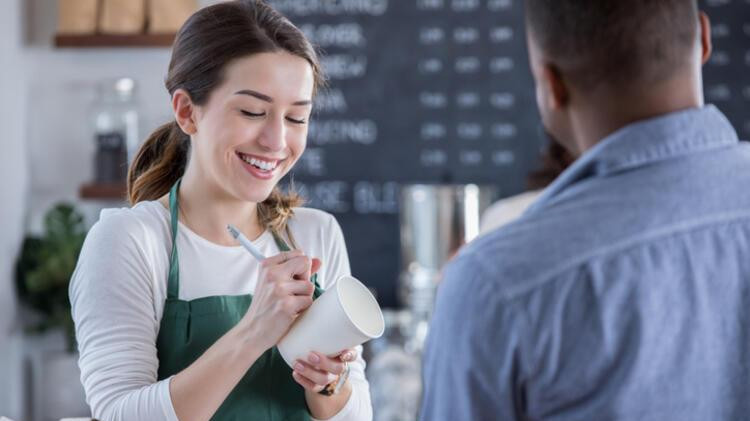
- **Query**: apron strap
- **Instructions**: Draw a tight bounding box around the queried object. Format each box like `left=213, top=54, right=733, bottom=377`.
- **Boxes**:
left=271, top=230, right=291, bottom=252
left=167, top=184, right=321, bottom=299
left=167, top=179, right=181, bottom=300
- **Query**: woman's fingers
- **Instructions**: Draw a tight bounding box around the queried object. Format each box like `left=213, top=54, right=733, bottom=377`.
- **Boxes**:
left=262, top=252, right=321, bottom=287
left=292, top=371, right=323, bottom=392
left=306, top=352, right=346, bottom=375
left=261, top=250, right=304, bottom=267
left=283, top=255, right=312, bottom=282
left=291, top=350, right=354, bottom=392
left=283, top=279, right=316, bottom=296
left=311, top=257, right=322, bottom=276
left=282, top=295, right=313, bottom=315
left=293, top=359, right=338, bottom=387
left=264, top=255, right=311, bottom=283
left=337, top=348, right=358, bottom=363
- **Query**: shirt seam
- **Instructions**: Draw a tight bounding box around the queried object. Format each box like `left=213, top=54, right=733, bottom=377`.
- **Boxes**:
left=600, top=134, right=736, bottom=175
left=478, top=210, right=750, bottom=302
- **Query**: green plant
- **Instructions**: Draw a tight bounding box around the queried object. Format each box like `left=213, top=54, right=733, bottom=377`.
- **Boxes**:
left=15, top=203, right=87, bottom=353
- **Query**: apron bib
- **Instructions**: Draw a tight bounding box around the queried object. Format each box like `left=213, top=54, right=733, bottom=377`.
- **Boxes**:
left=156, top=180, right=323, bottom=420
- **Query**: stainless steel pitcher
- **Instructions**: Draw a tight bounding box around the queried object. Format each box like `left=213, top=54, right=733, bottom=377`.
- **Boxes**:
left=398, top=184, right=497, bottom=329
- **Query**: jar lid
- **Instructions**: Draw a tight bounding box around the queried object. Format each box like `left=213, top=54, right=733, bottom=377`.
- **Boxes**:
left=97, top=77, right=137, bottom=102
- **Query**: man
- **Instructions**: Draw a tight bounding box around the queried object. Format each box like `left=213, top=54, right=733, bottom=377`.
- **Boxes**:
left=420, top=1, right=750, bottom=420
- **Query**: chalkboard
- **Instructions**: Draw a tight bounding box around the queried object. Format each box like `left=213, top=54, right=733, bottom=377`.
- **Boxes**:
left=700, top=0, right=750, bottom=134
left=270, top=0, right=750, bottom=307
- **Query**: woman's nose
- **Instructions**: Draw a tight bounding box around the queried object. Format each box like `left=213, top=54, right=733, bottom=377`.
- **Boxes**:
left=257, top=116, right=286, bottom=152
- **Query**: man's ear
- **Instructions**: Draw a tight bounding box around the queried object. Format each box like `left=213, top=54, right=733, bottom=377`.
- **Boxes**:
left=172, top=89, right=198, bottom=135
left=698, top=11, right=712, bottom=65
left=541, top=63, right=570, bottom=110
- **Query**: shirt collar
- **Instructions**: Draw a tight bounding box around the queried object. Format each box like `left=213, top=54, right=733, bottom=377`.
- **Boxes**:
left=526, top=105, right=739, bottom=215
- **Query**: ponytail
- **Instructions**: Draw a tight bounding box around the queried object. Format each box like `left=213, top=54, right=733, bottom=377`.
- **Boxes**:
left=258, top=186, right=304, bottom=239
left=127, top=121, right=189, bottom=205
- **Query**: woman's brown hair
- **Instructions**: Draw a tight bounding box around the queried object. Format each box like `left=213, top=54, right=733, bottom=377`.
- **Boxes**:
left=526, top=137, right=576, bottom=190
left=127, top=0, right=324, bottom=234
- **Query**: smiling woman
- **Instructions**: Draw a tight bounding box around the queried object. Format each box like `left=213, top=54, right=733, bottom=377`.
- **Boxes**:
left=166, top=51, right=315, bottom=214
left=69, top=1, right=373, bottom=421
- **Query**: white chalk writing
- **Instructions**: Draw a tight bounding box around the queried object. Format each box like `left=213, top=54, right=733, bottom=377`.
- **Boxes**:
left=308, top=120, right=378, bottom=145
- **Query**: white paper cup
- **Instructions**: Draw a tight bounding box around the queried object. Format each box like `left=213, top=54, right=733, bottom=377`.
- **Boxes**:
left=278, top=275, right=385, bottom=367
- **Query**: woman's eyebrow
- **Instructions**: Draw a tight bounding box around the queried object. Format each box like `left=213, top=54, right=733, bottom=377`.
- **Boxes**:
left=234, top=89, right=312, bottom=106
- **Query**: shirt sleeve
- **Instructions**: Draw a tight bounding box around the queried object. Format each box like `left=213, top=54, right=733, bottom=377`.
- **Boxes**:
left=69, top=210, right=179, bottom=421
left=319, top=213, right=352, bottom=287
left=310, top=213, right=373, bottom=421
left=419, top=254, right=527, bottom=421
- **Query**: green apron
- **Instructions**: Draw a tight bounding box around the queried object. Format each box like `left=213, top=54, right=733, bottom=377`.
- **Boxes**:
left=156, top=180, right=324, bottom=420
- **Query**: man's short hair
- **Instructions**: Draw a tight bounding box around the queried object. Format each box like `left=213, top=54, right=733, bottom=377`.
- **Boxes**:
left=525, top=0, right=699, bottom=88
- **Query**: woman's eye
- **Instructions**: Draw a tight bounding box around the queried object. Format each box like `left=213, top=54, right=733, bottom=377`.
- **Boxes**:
left=241, top=110, right=265, bottom=118
left=286, top=116, right=307, bottom=125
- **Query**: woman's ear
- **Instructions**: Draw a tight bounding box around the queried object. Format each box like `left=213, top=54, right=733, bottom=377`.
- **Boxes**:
left=172, top=89, right=198, bottom=135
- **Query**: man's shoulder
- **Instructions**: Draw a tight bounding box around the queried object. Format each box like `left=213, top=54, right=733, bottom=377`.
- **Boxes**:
left=454, top=209, right=581, bottom=301
left=453, top=176, right=653, bottom=301
left=455, top=147, right=750, bottom=302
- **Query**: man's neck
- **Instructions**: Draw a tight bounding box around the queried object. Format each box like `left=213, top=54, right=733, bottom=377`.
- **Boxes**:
left=570, top=73, right=704, bottom=154
left=179, top=164, right=263, bottom=246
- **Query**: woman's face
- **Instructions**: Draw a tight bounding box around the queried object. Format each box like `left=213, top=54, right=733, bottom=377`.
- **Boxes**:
left=189, top=51, right=315, bottom=203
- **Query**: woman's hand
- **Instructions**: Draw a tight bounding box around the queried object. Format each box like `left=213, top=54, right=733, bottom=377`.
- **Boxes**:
left=169, top=252, right=321, bottom=421
left=293, top=349, right=357, bottom=419
left=291, top=348, right=357, bottom=392
left=240, top=250, right=321, bottom=352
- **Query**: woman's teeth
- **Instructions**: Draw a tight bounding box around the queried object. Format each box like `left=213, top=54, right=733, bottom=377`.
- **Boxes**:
left=240, top=154, right=277, bottom=171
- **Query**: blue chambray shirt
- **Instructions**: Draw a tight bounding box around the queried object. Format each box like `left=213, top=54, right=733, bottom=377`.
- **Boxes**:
left=420, top=106, right=750, bottom=421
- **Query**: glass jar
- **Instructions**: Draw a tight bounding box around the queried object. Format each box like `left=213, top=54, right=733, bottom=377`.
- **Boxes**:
left=366, top=310, right=423, bottom=421
left=92, top=78, right=139, bottom=183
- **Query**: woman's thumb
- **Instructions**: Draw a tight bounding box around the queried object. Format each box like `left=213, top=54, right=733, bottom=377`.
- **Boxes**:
left=311, top=258, right=322, bottom=275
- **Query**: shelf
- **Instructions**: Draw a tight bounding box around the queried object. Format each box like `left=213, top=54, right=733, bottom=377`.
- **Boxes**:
left=54, top=33, right=175, bottom=48
left=79, top=183, right=127, bottom=200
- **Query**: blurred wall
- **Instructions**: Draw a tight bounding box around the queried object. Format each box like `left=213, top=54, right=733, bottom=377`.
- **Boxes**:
left=22, top=0, right=223, bottom=233
left=25, top=0, right=172, bottom=231
left=1, top=0, right=220, bottom=417
left=0, top=0, right=29, bottom=417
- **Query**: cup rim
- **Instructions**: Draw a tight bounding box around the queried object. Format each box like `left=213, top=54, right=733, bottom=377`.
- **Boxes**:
left=335, top=275, right=385, bottom=339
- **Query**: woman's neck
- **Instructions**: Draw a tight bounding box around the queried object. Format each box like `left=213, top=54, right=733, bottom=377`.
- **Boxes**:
left=178, top=166, right=264, bottom=246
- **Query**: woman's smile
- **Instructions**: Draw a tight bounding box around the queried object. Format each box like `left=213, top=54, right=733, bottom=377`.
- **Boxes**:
left=236, top=151, right=285, bottom=180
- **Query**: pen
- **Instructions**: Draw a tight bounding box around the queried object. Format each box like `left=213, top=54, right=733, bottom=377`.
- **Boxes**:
left=226, top=224, right=266, bottom=261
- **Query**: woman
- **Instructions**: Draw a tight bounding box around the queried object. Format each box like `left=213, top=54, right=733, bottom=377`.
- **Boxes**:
left=69, top=2, right=373, bottom=420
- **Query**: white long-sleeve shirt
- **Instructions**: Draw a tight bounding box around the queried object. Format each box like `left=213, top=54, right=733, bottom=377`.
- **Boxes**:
left=70, top=201, right=373, bottom=421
